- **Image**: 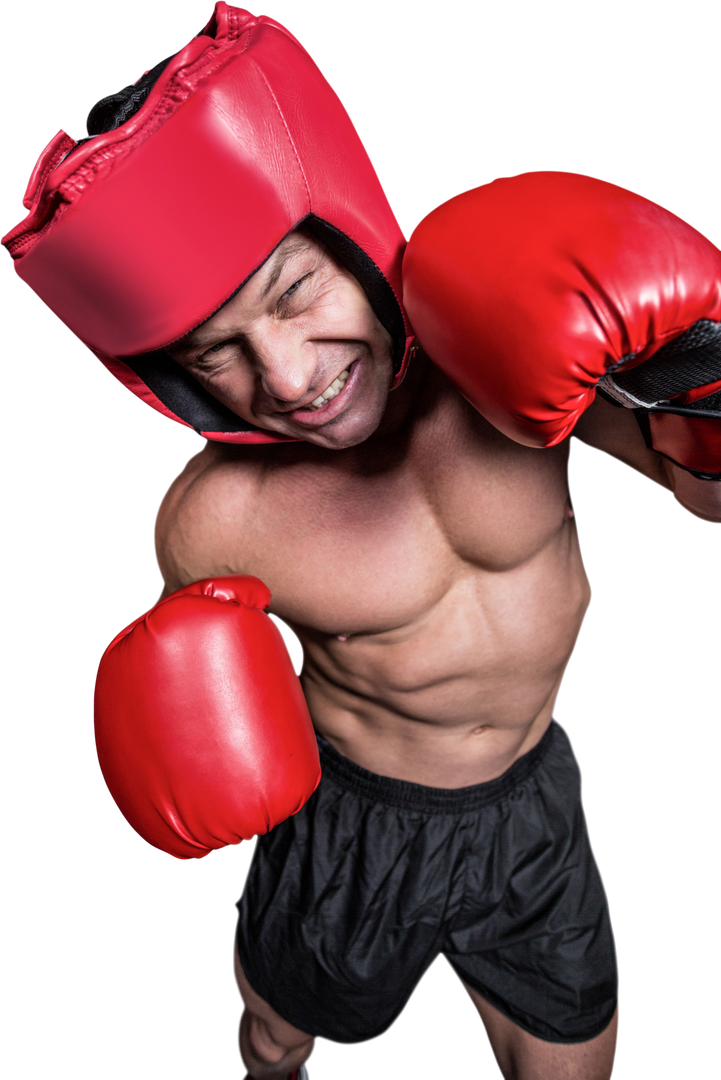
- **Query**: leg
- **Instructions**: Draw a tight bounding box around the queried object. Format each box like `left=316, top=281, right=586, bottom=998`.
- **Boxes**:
left=235, top=943, right=314, bottom=1079
left=464, top=981, right=617, bottom=1080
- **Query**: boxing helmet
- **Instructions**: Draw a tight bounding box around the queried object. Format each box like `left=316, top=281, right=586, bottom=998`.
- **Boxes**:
left=3, top=3, right=412, bottom=442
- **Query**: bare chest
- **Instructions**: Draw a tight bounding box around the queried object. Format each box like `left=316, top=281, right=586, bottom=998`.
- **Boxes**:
left=162, top=386, right=573, bottom=637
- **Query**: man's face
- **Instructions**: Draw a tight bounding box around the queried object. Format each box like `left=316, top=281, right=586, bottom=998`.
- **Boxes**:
left=165, top=231, right=395, bottom=448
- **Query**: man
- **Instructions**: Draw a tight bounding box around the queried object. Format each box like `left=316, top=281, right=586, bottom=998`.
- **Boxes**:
left=5, top=5, right=721, bottom=1079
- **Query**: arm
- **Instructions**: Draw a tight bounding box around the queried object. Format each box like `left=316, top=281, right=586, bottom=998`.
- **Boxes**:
left=95, top=445, right=320, bottom=860
left=574, top=395, right=721, bottom=522
left=155, top=440, right=261, bottom=592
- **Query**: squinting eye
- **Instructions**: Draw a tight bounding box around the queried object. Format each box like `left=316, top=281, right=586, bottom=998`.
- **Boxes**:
left=282, top=271, right=314, bottom=301
left=205, top=342, right=228, bottom=354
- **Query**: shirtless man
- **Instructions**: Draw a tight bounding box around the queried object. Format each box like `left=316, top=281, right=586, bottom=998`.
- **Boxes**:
left=160, top=227, right=608, bottom=1079
left=152, top=223, right=718, bottom=1080
left=5, top=6, right=721, bottom=1080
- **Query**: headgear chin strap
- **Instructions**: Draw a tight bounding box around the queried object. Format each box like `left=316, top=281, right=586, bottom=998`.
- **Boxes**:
left=3, top=3, right=413, bottom=443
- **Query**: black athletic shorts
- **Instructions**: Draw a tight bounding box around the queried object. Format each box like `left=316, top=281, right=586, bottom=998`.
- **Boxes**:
left=236, top=721, right=617, bottom=1044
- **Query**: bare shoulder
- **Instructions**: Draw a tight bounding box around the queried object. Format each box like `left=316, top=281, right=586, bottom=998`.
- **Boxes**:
left=156, top=441, right=262, bottom=592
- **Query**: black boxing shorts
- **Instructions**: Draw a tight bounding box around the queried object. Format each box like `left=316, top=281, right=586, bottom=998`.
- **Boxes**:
left=235, top=721, right=617, bottom=1044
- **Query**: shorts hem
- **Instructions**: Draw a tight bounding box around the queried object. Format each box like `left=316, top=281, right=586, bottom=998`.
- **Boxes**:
left=236, top=937, right=440, bottom=1045
left=450, top=964, right=618, bottom=1045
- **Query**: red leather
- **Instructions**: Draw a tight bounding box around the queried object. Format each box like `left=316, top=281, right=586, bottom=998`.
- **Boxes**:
left=647, top=412, right=721, bottom=475
left=403, top=172, right=721, bottom=470
left=3, top=3, right=413, bottom=441
left=94, top=576, right=320, bottom=859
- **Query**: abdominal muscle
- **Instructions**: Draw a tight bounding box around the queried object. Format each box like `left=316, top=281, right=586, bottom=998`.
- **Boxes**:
left=292, top=524, right=590, bottom=789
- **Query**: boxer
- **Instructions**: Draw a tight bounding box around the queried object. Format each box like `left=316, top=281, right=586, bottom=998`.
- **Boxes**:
left=5, top=6, right=721, bottom=1079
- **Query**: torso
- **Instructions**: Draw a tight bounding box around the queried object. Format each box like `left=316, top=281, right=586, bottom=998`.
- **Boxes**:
left=157, top=360, right=590, bottom=787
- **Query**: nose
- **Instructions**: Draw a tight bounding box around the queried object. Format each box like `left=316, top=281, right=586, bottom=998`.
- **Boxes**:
left=250, top=325, right=317, bottom=405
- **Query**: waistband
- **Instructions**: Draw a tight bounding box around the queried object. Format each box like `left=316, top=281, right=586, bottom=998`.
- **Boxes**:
left=315, top=721, right=558, bottom=813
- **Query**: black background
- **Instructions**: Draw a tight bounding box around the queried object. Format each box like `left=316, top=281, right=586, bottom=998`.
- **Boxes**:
left=4, top=4, right=716, bottom=1075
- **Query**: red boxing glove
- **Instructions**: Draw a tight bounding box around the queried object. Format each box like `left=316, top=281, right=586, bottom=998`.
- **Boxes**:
left=95, top=576, right=320, bottom=859
left=403, top=172, right=721, bottom=479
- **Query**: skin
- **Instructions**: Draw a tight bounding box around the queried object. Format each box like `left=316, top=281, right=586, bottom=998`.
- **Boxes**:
left=160, top=230, right=721, bottom=1078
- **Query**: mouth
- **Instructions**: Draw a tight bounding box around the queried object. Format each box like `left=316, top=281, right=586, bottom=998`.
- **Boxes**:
left=286, top=361, right=359, bottom=427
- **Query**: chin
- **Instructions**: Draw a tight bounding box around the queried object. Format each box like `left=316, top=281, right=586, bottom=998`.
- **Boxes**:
left=262, top=388, right=389, bottom=449
left=295, top=411, right=384, bottom=449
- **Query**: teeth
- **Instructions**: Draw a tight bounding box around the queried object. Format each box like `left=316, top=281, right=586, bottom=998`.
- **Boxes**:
left=308, top=369, right=350, bottom=410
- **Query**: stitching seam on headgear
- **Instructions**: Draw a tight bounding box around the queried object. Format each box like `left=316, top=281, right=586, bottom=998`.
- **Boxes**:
left=254, top=62, right=312, bottom=210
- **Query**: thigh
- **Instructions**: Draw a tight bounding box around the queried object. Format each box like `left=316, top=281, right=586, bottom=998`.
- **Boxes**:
left=465, top=981, right=617, bottom=1080
left=234, top=943, right=312, bottom=1049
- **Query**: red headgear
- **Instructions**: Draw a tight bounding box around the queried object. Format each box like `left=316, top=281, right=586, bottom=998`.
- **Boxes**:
left=3, top=3, right=412, bottom=442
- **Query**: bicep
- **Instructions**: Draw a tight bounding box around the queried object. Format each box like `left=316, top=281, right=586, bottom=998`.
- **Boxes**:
left=154, top=444, right=221, bottom=593
left=155, top=506, right=192, bottom=596
left=155, top=444, right=259, bottom=592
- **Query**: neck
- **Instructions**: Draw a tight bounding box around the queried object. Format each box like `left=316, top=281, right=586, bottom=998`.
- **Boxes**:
left=371, top=349, right=432, bottom=441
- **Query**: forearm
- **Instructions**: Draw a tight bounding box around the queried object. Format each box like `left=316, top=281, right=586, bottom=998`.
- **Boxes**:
left=662, top=461, right=721, bottom=522
left=574, top=397, right=721, bottom=520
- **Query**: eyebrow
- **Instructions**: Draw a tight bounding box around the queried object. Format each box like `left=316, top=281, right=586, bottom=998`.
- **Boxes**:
left=168, top=235, right=315, bottom=355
